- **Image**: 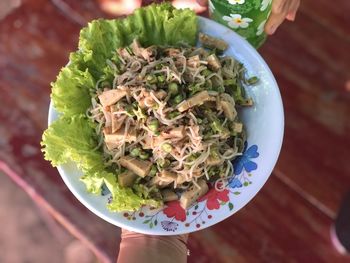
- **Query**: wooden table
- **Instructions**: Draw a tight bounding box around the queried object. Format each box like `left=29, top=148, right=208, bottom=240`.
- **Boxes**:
left=1, top=0, right=349, bottom=262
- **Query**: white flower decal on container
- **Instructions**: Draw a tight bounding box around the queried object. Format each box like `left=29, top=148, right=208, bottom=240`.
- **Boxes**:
left=256, top=20, right=267, bottom=35
left=208, top=0, right=215, bottom=13
left=260, top=0, right=272, bottom=11
left=228, top=0, right=245, bottom=5
left=223, top=14, right=253, bottom=29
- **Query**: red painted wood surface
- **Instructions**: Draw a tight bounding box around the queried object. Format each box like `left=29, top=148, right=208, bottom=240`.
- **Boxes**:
left=0, top=0, right=120, bottom=261
left=259, top=0, right=350, bottom=217
left=0, top=0, right=349, bottom=262
left=189, top=176, right=347, bottom=263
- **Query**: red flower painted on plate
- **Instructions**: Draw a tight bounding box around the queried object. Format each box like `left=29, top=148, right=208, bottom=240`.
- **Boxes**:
left=163, top=201, right=186, bottom=222
left=198, top=188, right=230, bottom=210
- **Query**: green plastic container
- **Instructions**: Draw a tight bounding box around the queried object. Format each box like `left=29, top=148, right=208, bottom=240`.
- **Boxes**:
left=208, top=0, right=272, bottom=48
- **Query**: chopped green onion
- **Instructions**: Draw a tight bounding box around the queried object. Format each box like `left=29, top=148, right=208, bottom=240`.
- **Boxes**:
left=130, top=148, right=141, bottom=157
left=210, top=148, right=220, bottom=158
left=139, top=151, right=150, bottom=160
left=125, top=46, right=133, bottom=55
left=148, top=119, right=159, bottom=132
left=149, top=165, right=158, bottom=177
left=187, top=153, right=200, bottom=162
left=208, top=167, right=218, bottom=177
left=223, top=79, right=235, bottom=86
left=156, top=159, right=163, bottom=167
left=161, top=143, right=173, bottom=153
left=152, top=103, right=159, bottom=110
left=188, top=84, right=203, bottom=96
left=132, top=101, right=138, bottom=109
left=210, top=119, right=223, bottom=133
left=167, top=111, right=180, bottom=119
left=125, top=105, right=136, bottom=117
left=214, top=86, right=225, bottom=93
left=157, top=75, right=165, bottom=83
left=173, top=94, right=183, bottom=104
left=134, top=177, right=142, bottom=185
left=157, top=158, right=170, bottom=168
left=246, top=76, right=259, bottom=85
left=205, top=80, right=213, bottom=89
left=146, top=74, right=157, bottom=84
left=203, top=131, right=213, bottom=140
left=168, top=82, right=179, bottom=95
left=202, top=69, right=212, bottom=77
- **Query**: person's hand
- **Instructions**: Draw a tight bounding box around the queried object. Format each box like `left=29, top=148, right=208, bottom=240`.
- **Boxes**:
left=265, top=0, right=300, bottom=35
left=196, top=0, right=300, bottom=35
left=117, top=229, right=189, bottom=263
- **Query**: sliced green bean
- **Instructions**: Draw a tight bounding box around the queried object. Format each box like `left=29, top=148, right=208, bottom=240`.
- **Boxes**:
left=202, top=69, right=212, bottom=77
left=146, top=74, right=157, bottom=84
left=173, top=94, right=183, bottom=104
left=161, top=143, right=173, bottom=153
left=139, top=151, right=150, bottom=160
left=157, top=75, right=165, bottom=83
left=168, top=82, right=179, bottom=95
left=148, top=119, right=159, bottom=132
left=130, top=148, right=141, bottom=157
left=246, top=76, right=259, bottom=85
left=167, top=111, right=180, bottom=119
left=149, top=165, right=158, bottom=177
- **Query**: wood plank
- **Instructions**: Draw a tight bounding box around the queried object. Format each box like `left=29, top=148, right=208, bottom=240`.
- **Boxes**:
left=188, top=176, right=349, bottom=263
left=0, top=0, right=81, bottom=130
left=299, top=0, right=350, bottom=41
left=0, top=91, right=120, bottom=262
left=0, top=92, right=119, bottom=263
left=51, top=0, right=108, bottom=25
left=261, top=15, right=350, bottom=91
left=259, top=11, right=350, bottom=215
left=0, top=1, right=119, bottom=262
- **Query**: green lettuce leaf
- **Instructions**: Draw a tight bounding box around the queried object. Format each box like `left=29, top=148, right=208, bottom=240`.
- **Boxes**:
left=51, top=65, right=95, bottom=116
left=41, top=114, right=103, bottom=171
left=80, top=171, right=106, bottom=195
left=104, top=172, right=161, bottom=211
left=42, top=3, right=198, bottom=212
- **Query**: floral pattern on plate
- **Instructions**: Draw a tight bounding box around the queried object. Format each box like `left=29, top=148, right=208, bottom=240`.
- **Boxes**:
left=120, top=143, right=259, bottom=232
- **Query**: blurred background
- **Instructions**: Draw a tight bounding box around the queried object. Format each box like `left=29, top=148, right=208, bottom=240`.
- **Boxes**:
left=0, top=0, right=349, bottom=262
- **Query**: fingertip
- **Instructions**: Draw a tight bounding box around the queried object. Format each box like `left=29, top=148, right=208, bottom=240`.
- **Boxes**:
left=265, top=24, right=277, bottom=35
left=286, top=11, right=296, bottom=21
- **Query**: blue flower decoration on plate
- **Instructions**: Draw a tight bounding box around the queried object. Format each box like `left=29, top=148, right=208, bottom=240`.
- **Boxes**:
left=228, top=178, right=243, bottom=188
left=233, top=142, right=259, bottom=175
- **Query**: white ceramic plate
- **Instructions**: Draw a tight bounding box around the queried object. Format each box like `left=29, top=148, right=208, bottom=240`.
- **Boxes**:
left=48, top=16, right=284, bottom=235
